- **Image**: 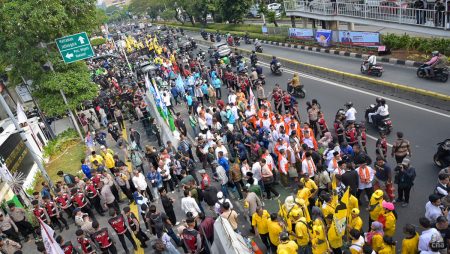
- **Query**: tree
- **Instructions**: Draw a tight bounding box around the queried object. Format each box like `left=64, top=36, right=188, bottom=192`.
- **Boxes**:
left=267, top=11, right=279, bottom=27
left=129, top=0, right=166, bottom=20
left=0, top=0, right=101, bottom=115
left=217, top=0, right=252, bottom=23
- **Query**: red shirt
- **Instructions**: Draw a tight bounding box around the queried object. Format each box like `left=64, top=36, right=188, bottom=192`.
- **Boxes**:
left=71, top=193, right=88, bottom=208
left=108, top=215, right=127, bottom=234
left=85, top=184, right=99, bottom=199
left=92, top=228, right=113, bottom=248
left=77, top=237, right=95, bottom=254
left=44, top=201, right=58, bottom=217
left=33, top=207, right=48, bottom=223
left=61, top=241, right=76, bottom=254
left=55, top=194, right=72, bottom=209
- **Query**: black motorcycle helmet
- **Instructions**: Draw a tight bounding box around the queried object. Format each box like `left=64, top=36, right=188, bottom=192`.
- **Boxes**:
left=279, top=231, right=289, bottom=242
left=345, top=101, right=353, bottom=108
left=272, top=56, right=277, bottom=60
left=252, top=50, right=256, bottom=54
left=376, top=97, right=382, bottom=104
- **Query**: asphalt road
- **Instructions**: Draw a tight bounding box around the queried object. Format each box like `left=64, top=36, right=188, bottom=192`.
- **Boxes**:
left=185, top=42, right=450, bottom=241
left=188, top=31, right=450, bottom=96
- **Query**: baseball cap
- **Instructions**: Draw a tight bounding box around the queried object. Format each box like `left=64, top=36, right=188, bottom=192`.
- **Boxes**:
left=217, top=192, right=223, bottom=199
left=198, top=169, right=206, bottom=174
left=373, top=189, right=384, bottom=199
left=401, top=158, right=410, bottom=166
left=382, top=201, right=395, bottom=211
left=352, top=208, right=360, bottom=215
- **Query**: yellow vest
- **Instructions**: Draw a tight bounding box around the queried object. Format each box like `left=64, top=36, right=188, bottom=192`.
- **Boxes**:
left=294, top=218, right=310, bottom=246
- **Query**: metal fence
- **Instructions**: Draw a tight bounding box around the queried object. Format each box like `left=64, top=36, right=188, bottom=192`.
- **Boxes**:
left=284, top=0, right=449, bottom=29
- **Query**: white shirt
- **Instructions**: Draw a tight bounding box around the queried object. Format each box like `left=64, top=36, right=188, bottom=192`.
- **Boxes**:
left=302, top=138, right=314, bottom=149
left=375, top=105, right=389, bottom=116
left=181, top=196, right=201, bottom=217
left=163, top=94, right=171, bottom=106
left=215, top=145, right=228, bottom=159
left=231, top=106, right=239, bottom=120
left=228, top=94, right=237, bottom=104
left=425, top=201, right=443, bottom=224
left=327, top=158, right=340, bottom=174
left=368, top=55, right=377, bottom=65
left=252, top=162, right=262, bottom=181
left=301, top=158, right=316, bottom=177
left=216, top=165, right=228, bottom=185
left=132, top=174, right=148, bottom=191
left=345, top=107, right=357, bottom=121
left=419, top=227, right=441, bottom=252
left=356, top=166, right=375, bottom=189
left=205, top=112, right=213, bottom=126
left=214, top=199, right=233, bottom=215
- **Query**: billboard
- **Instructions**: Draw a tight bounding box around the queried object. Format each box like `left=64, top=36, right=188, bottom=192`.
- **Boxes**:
left=315, top=29, right=332, bottom=47
left=0, top=133, right=34, bottom=176
left=338, top=31, right=380, bottom=46
left=288, top=28, right=314, bottom=39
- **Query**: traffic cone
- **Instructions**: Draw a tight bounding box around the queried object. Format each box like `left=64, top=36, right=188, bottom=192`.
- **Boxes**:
left=251, top=240, right=263, bottom=254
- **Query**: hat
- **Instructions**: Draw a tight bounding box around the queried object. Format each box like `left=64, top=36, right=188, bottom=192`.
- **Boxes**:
left=351, top=208, right=360, bottom=215
left=382, top=201, right=395, bottom=211
left=198, top=169, right=206, bottom=174
left=217, top=192, right=224, bottom=199
left=373, top=189, right=384, bottom=199
left=401, top=158, right=410, bottom=166
left=277, top=138, right=283, bottom=142
left=100, top=145, right=105, bottom=149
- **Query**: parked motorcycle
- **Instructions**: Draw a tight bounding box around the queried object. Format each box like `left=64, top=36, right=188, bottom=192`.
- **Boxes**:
left=434, top=139, right=450, bottom=168
left=360, top=61, right=383, bottom=77
left=364, top=104, right=393, bottom=134
left=417, top=64, right=449, bottom=82
left=271, top=62, right=283, bottom=76
left=255, top=45, right=263, bottom=53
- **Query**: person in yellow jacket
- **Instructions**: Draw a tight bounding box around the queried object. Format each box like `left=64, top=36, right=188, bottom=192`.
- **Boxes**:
left=326, top=217, right=343, bottom=253
left=103, top=151, right=115, bottom=170
left=320, top=193, right=336, bottom=224
left=267, top=213, right=284, bottom=253
left=368, top=189, right=384, bottom=229
left=311, top=223, right=329, bottom=254
left=349, top=194, right=359, bottom=213
left=277, top=232, right=298, bottom=254
left=293, top=212, right=312, bottom=254
left=252, top=207, right=270, bottom=251
left=348, top=208, right=363, bottom=232
left=380, top=201, right=396, bottom=237
left=401, top=223, right=419, bottom=254
left=296, top=182, right=312, bottom=207
left=378, top=236, right=396, bottom=254
left=349, top=229, right=365, bottom=254
left=366, top=221, right=384, bottom=252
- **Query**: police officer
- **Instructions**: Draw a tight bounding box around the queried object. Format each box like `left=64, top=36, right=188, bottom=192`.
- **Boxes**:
left=76, top=229, right=96, bottom=254
left=43, top=196, right=69, bottom=232
left=85, top=178, right=105, bottom=216
left=71, top=188, right=96, bottom=220
left=92, top=221, right=117, bottom=254
left=55, top=188, right=74, bottom=219
left=7, top=203, right=34, bottom=242
left=123, top=206, right=149, bottom=248
left=0, top=212, right=20, bottom=243
left=56, top=235, right=79, bottom=254
left=107, top=209, right=137, bottom=253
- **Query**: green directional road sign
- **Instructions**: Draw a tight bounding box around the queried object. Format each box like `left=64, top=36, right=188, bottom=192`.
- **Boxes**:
left=56, top=32, right=94, bottom=64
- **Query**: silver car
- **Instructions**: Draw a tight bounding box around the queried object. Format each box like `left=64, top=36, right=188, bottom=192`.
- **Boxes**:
left=208, top=42, right=231, bottom=58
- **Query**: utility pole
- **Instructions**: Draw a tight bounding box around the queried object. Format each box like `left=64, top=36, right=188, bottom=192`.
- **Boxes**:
left=0, top=86, right=55, bottom=191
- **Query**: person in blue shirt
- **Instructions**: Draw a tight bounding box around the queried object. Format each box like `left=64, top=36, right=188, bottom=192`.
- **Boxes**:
left=213, top=77, right=222, bottom=99
left=235, top=139, right=248, bottom=162
left=147, top=167, right=163, bottom=200
left=41, top=182, right=51, bottom=199
left=185, top=94, right=193, bottom=113
left=81, top=159, right=92, bottom=179
left=217, top=151, right=230, bottom=177
left=170, top=85, right=179, bottom=105
left=201, top=82, right=209, bottom=103
left=226, top=106, right=235, bottom=125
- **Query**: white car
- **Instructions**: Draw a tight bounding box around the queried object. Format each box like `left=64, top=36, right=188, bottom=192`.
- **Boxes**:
left=267, top=3, right=282, bottom=10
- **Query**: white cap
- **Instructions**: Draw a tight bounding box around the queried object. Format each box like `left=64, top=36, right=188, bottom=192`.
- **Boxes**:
left=217, top=191, right=223, bottom=199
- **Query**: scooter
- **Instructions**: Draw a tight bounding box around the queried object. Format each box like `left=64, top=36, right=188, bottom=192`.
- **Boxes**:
left=287, top=83, right=306, bottom=98
left=234, top=37, right=241, bottom=46
left=360, top=61, right=383, bottom=77
left=271, top=62, right=283, bottom=76
left=209, top=34, right=215, bottom=42
left=216, top=33, right=221, bottom=42
left=244, top=36, right=252, bottom=44
left=227, top=36, right=234, bottom=46
left=255, top=45, right=263, bottom=53
left=258, top=73, right=266, bottom=85
left=433, top=139, right=450, bottom=168
left=364, top=105, right=393, bottom=134
left=417, top=64, right=449, bottom=82
left=201, top=32, right=208, bottom=40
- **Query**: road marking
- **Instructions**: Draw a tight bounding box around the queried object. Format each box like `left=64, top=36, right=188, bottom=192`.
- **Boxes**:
left=199, top=44, right=450, bottom=118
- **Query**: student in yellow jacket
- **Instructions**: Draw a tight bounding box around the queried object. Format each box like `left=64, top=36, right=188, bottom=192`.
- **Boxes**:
left=401, top=224, right=419, bottom=254
left=326, top=218, right=343, bottom=253
left=380, top=201, right=396, bottom=237
left=366, top=221, right=384, bottom=252
left=348, top=208, right=363, bottom=232
left=277, top=232, right=298, bottom=254
left=267, top=213, right=284, bottom=253
left=311, top=223, right=329, bottom=254
left=378, top=236, right=396, bottom=254
left=368, top=190, right=384, bottom=227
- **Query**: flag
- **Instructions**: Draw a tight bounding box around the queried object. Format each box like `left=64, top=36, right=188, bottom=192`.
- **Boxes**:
left=144, top=73, right=151, bottom=91
left=333, top=187, right=350, bottom=237
left=151, top=78, right=168, bottom=119
left=16, top=102, right=28, bottom=124
left=39, top=219, right=64, bottom=254
left=331, top=173, right=337, bottom=191
left=248, top=87, right=256, bottom=110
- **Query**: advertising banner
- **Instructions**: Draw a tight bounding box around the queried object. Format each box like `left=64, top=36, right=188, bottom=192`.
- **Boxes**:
left=315, top=29, right=332, bottom=47
left=288, top=28, right=314, bottom=39
left=338, top=31, right=380, bottom=46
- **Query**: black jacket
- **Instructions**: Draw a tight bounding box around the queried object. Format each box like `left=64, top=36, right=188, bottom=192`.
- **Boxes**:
left=203, top=186, right=219, bottom=206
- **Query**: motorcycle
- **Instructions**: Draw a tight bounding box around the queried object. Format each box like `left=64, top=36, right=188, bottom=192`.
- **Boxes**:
left=230, top=55, right=237, bottom=67
left=364, top=105, right=393, bottom=134
left=434, top=139, right=450, bottom=168
left=244, top=36, right=252, bottom=44
left=360, top=61, right=383, bottom=77
left=209, top=34, right=215, bottom=42
left=234, top=37, right=241, bottom=46
left=227, top=36, right=234, bottom=46
left=287, top=83, right=306, bottom=98
left=216, top=34, right=221, bottom=42
left=271, top=62, right=283, bottom=76
left=417, top=64, right=449, bottom=82
left=201, top=32, right=208, bottom=40
left=255, top=45, right=263, bottom=53
left=250, top=56, right=258, bottom=67
left=258, top=73, right=266, bottom=85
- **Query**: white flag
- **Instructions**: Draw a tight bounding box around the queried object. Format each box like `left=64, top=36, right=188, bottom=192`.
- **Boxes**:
left=16, top=102, right=28, bottom=124
left=40, top=219, right=64, bottom=254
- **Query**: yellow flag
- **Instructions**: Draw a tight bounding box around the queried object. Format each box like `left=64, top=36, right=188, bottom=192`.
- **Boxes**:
left=333, top=187, right=350, bottom=237
left=331, top=173, right=337, bottom=190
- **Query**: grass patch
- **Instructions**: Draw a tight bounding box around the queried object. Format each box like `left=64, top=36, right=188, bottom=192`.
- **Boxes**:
left=28, top=141, right=86, bottom=195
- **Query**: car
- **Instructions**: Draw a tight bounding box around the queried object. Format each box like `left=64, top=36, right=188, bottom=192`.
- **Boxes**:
left=208, top=42, right=231, bottom=58
left=248, top=4, right=261, bottom=18
left=267, top=3, right=282, bottom=10
left=156, top=25, right=161, bottom=30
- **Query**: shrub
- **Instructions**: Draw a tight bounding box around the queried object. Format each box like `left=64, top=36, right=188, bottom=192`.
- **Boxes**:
left=42, top=129, right=79, bottom=158
left=91, top=37, right=107, bottom=47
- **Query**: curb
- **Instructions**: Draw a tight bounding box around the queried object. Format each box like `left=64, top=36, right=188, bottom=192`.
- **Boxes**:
left=258, top=40, right=423, bottom=67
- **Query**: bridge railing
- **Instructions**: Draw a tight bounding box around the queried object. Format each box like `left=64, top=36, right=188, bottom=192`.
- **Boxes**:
left=284, top=0, right=448, bottom=29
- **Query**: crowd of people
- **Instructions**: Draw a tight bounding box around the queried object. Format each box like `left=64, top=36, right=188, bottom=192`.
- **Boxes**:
left=0, top=25, right=448, bottom=254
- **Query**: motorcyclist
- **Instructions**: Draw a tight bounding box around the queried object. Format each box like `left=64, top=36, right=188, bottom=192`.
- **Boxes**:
left=431, top=52, right=448, bottom=77
left=249, top=67, right=258, bottom=86
left=227, top=34, right=234, bottom=46
left=344, top=101, right=357, bottom=126
left=424, top=51, right=440, bottom=77
left=237, top=58, right=246, bottom=73
left=250, top=50, right=258, bottom=66
left=364, top=51, right=377, bottom=71
left=287, top=73, right=301, bottom=93
left=270, top=56, right=279, bottom=67
left=368, top=98, right=389, bottom=127
left=254, top=39, right=261, bottom=50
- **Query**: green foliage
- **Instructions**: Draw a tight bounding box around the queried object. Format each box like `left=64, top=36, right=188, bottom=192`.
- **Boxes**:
left=105, top=5, right=130, bottom=22
left=161, top=9, right=176, bottom=21
left=42, top=129, right=79, bottom=158
left=381, top=33, right=450, bottom=55
left=217, top=0, right=252, bottom=23
left=91, top=37, right=107, bottom=46
left=267, top=11, right=279, bottom=27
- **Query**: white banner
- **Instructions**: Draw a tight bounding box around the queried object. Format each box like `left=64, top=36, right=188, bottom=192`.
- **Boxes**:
left=40, top=219, right=64, bottom=254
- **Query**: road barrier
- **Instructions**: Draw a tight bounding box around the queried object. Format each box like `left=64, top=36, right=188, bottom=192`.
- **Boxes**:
left=196, top=39, right=450, bottom=111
